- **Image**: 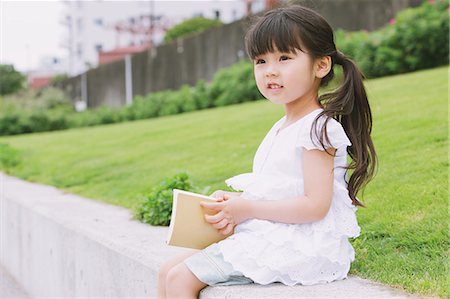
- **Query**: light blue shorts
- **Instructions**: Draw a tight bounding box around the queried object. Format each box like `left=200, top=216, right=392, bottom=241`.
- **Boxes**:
left=184, top=243, right=254, bottom=286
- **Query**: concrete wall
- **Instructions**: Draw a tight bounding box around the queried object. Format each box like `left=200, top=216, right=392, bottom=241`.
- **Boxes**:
left=0, top=174, right=422, bottom=298
left=0, top=174, right=185, bottom=297
left=57, top=0, right=422, bottom=109
left=298, top=0, right=423, bottom=31
left=87, top=59, right=127, bottom=108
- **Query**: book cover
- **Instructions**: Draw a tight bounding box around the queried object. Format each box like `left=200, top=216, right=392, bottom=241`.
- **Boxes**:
left=166, top=189, right=232, bottom=249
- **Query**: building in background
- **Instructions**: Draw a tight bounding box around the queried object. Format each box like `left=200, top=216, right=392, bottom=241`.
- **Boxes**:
left=60, top=0, right=268, bottom=76
left=28, top=56, right=67, bottom=89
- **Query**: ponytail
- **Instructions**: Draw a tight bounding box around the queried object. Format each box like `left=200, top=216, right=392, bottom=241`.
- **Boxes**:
left=314, top=51, right=377, bottom=207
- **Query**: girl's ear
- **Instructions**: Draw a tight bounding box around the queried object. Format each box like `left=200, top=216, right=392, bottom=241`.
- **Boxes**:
left=314, top=56, right=332, bottom=79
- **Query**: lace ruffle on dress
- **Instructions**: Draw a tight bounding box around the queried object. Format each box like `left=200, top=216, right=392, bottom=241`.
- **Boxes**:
left=216, top=109, right=361, bottom=286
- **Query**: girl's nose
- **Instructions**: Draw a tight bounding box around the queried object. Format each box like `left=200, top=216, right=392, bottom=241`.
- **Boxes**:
left=265, top=66, right=279, bottom=77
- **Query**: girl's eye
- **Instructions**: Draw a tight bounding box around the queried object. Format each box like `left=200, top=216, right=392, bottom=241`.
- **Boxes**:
left=255, top=59, right=265, bottom=64
left=280, top=55, right=290, bottom=61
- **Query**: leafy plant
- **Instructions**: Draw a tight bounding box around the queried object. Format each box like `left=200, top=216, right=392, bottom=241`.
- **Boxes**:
left=209, top=60, right=262, bottom=107
left=134, top=173, right=207, bottom=226
left=0, top=64, right=25, bottom=95
left=336, top=0, right=449, bottom=78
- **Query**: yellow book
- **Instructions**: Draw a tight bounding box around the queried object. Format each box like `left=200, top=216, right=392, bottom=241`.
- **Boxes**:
left=166, top=189, right=232, bottom=249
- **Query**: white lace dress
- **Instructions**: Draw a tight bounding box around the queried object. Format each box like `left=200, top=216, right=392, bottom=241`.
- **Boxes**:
left=217, top=108, right=361, bottom=286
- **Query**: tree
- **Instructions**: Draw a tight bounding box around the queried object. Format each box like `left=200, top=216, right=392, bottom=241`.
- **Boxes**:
left=0, top=64, right=25, bottom=95
left=164, top=17, right=222, bottom=43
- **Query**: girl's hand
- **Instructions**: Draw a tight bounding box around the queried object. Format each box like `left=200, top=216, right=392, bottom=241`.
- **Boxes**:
left=200, top=195, right=251, bottom=235
left=209, top=190, right=229, bottom=202
left=209, top=190, right=242, bottom=202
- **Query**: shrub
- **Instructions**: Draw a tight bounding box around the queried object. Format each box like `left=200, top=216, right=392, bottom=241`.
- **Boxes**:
left=96, top=107, right=123, bottom=125
left=178, top=84, right=198, bottom=112
left=193, top=79, right=212, bottom=109
left=37, top=87, right=72, bottom=111
left=126, top=94, right=162, bottom=120
left=336, top=0, right=449, bottom=78
left=0, top=64, right=25, bottom=96
left=2, top=87, right=72, bottom=112
left=164, top=17, right=222, bottom=43
left=0, top=113, right=24, bottom=135
left=158, top=90, right=183, bottom=116
left=134, top=173, right=203, bottom=226
left=377, top=0, right=448, bottom=74
left=209, top=60, right=262, bottom=107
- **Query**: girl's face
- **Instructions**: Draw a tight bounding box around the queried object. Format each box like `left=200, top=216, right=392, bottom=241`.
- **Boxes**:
left=253, top=48, right=320, bottom=106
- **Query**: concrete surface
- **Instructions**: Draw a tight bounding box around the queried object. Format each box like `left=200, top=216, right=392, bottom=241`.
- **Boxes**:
left=0, top=173, right=423, bottom=298
left=0, top=263, right=29, bottom=298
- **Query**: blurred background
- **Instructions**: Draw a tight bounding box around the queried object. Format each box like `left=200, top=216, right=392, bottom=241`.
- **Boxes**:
left=1, top=0, right=444, bottom=131
left=2, top=0, right=269, bottom=87
left=2, top=0, right=421, bottom=90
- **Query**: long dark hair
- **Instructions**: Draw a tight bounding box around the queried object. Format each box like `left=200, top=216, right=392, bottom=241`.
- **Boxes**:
left=245, top=5, right=377, bottom=206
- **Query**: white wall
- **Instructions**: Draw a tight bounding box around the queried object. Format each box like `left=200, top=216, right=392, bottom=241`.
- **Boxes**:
left=63, top=0, right=261, bottom=76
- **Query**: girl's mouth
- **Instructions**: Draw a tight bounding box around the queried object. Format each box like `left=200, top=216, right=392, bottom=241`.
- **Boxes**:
left=268, top=83, right=283, bottom=90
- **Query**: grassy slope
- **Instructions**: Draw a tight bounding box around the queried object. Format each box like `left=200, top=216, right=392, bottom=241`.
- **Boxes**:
left=1, top=66, right=447, bottom=298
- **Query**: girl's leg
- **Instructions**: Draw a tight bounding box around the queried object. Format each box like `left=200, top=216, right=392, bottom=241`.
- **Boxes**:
left=166, top=262, right=207, bottom=299
left=158, top=250, right=199, bottom=299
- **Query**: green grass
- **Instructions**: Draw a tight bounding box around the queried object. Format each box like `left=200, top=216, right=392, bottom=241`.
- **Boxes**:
left=0, top=66, right=447, bottom=298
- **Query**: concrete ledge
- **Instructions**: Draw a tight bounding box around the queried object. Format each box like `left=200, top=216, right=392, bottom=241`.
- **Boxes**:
left=0, top=173, right=421, bottom=298
left=0, top=263, right=29, bottom=298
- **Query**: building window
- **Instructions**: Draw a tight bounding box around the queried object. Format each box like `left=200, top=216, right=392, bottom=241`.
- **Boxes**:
left=94, top=18, right=103, bottom=26
left=95, top=44, right=103, bottom=52
left=77, top=44, right=83, bottom=58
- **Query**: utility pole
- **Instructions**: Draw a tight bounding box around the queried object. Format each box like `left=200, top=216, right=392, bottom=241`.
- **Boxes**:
left=149, top=0, right=154, bottom=46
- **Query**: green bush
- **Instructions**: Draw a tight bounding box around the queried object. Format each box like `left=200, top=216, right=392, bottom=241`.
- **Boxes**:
left=126, top=94, right=161, bottom=120
left=178, top=84, right=198, bottom=112
left=158, top=90, right=182, bottom=116
left=336, top=0, right=449, bottom=78
left=134, top=173, right=204, bottom=226
left=164, top=17, right=222, bottom=43
left=0, top=113, right=23, bottom=135
left=193, top=79, right=212, bottom=109
left=209, top=60, right=262, bottom=106
left=96, top=107, right=123, bottom=125
left=0, top=64, right=25, bottom=96
left=2, top=87, right=72, bottom=111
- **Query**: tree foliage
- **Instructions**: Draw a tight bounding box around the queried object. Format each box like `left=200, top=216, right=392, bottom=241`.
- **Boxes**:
left=0, top=64, right=25, bottom=95
left=164, top=16, right=222, bottom=43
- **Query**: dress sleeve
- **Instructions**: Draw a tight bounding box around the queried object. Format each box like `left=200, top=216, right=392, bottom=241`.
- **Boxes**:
left=296, top=115, right=351, bottom=156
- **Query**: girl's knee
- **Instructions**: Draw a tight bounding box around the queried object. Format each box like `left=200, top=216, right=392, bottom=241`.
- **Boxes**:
left=158, top=260, right=174, bottom=282
left=165, top=265, right=185, bottom=287
left=166, top=263, right=206, bottom=296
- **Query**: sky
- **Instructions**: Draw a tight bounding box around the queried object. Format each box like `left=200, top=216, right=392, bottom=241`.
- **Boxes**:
left=0, top=0, right=251, bottom=74
left=1, top=0, right=66, bottom=73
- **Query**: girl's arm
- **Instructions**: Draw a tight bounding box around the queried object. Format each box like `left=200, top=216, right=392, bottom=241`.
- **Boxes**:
left=201, top=148, right=335, bottom=235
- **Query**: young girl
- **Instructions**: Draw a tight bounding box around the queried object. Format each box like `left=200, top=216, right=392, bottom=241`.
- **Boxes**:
left=158, top=5, right=376, bottom=298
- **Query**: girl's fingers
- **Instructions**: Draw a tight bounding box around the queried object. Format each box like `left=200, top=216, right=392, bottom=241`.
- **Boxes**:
left=219, top=223, right=234, bottom=235
left=212, top=218, right=228, bottom=229
left=210, top=190, right=225, bottom=200
left=204, top=211, right=225, bottom=223
left=200, top=200, right=223, bottom=211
